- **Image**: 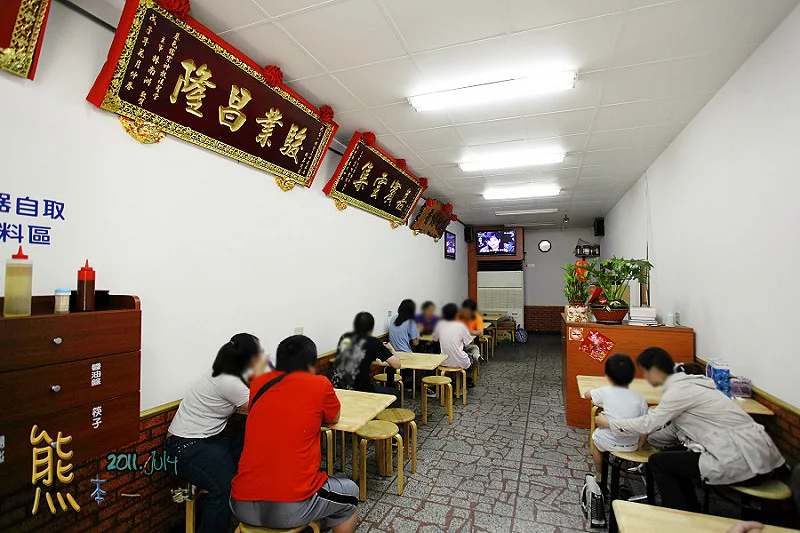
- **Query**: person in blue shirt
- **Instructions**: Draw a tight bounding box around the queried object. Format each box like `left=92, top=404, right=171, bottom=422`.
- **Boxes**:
left=388, top=299, right=420, bottom=353
left=415, top=301, right=439, bottom=335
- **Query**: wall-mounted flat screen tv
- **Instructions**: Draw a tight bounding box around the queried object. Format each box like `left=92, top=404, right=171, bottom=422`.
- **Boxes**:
left=476, top=229, right=516, bottom=255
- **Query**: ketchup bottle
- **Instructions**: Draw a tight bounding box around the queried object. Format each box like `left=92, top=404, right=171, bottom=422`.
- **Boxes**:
left=77, top=260, right=96, bottom=312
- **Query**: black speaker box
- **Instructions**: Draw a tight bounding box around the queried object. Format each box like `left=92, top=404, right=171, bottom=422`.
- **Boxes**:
left=594, top=218, right=605, bottom=237
left=464, top=225, right=475, bottom=243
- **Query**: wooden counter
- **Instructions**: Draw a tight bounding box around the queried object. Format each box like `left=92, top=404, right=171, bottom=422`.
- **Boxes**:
left=561, top=314, right=694, bottom=428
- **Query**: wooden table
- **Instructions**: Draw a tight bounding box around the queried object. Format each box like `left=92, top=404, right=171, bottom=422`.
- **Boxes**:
left=613, top=500, right=796, bottom=532
left=377, top=352, right=448, bottom=399
left=577, top=375, right=774, bottom=416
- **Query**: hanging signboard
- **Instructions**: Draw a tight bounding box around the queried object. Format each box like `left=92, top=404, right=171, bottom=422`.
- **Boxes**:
left=410, top=198, right=456, bottom=241
left=322, top=131, right=427, bottom=227
left=87, top=0, right=337, bottom=190
left=0, top=0, right=52, bottom=79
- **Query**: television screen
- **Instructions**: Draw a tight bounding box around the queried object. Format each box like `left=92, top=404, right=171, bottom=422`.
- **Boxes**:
left=444, top=231, right=456, bottom=260
left=476, top=229, right=516, bottom=255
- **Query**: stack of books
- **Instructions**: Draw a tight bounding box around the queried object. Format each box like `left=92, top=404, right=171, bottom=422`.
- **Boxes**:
left=628, top=307, right=658, bottom=326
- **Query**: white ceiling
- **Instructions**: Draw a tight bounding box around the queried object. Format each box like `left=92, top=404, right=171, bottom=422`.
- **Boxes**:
left=81, top=0, right=798, bottom=227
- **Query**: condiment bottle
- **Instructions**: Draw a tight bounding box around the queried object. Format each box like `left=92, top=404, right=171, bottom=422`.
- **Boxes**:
left=3, top=246, right=33, bottom=317
left=77, top=260, right=95, bottom=312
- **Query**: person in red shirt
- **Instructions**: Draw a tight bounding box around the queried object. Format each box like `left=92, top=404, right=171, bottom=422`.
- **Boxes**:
left=230, top=335, right=358, bottom=532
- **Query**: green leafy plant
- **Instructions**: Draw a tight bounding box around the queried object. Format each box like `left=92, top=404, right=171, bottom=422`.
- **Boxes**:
left=563, top=262, right=591, bottom=305
left=587, top=257, right=653, bottom=309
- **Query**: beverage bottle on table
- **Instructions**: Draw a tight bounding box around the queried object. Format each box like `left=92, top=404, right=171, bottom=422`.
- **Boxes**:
left=3, top=246, right=33, bottom=317
left=77, top=259, right=96, bottom=312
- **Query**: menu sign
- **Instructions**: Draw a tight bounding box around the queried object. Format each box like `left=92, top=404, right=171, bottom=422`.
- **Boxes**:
left=322, top=132, right=427, bottom=226
left=87, top=0, right=337, bottom=189
left=0, top=0, right=52, bottom=79
left=410, top=198, right=455, bottom=241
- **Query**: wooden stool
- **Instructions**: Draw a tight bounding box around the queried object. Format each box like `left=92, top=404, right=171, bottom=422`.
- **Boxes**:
left=320, top=427, right=333, bottom=476
left=185, top=486, right=206, bottom=533
left=355, top=420, right=403, bottom=501
left=373, top=373, right=404, bottom=407
left=438, top=366, right=467, bottom=406
left=237, top=522, right=321, bottom=533
left=703, top=477, right=792, bottom=519
left=421, top=375, right=453, bottom=425
left=375, top=408, right=417, bottom=474
left=479, top=335, right=491, bottom=363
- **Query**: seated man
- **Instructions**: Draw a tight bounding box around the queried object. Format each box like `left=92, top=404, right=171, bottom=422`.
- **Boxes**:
left=458, top=299, right=485, bottom=336
left=434, top=303, right=479, bottom=386
left=230, top=335, right=358, bottom=533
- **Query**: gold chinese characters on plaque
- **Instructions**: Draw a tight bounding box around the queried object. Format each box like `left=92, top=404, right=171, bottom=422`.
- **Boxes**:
left=87, top=0, right=337, bottom=189
left=322, top=132, right=427, bottom=227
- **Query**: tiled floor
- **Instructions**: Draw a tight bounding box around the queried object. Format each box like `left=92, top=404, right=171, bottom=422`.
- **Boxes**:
left=337, top=334, right=598, bottom=533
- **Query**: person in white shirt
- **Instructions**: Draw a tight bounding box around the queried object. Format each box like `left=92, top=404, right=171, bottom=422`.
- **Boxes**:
left=433, top=303, right=479, bottom=386
left=583, top=353, right=649, bottom=487
left=166, top=333, right=266, bottom=533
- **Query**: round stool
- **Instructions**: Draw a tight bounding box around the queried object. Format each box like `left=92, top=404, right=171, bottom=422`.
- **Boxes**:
left=375, top=408, right=417, bottom=474
left=479, top=335, right=492, bottom=362
left=237, top=522, right=320, bottom=533
left=373, top=373, right=404, bottom=407
left=356, top=420, right=403, bottom=501
left=438, top=366, right=467, bottom=406
left=421, top=375, right=453, bottom=425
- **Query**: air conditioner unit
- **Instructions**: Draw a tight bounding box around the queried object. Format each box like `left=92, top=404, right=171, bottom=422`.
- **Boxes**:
left=477, top=271, right=524, bottom=327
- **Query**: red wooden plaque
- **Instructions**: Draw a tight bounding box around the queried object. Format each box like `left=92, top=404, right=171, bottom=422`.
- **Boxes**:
left=87, top=0, right=337, bottom=189
left=322, top=132, right=427, bottom=227
left=410, top=198, right=456, bottom=241
left=0, top=0, right=52, bottom=79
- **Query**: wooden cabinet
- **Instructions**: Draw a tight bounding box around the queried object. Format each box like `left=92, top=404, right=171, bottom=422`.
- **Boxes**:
left=0, top=295, right=141, bottom=493
left=561, top=315, right=695, bottom=428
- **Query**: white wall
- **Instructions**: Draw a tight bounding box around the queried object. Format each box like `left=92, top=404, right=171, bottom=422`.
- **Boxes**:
left=603, top=4, right=800, bottom=407
left=0, top=3, right=467, bottom=410
left=523, top=227, right=596, bottom=306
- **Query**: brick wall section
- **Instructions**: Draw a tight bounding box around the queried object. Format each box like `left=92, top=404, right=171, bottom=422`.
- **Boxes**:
left=754, top=395, right=800, bottom=466
left=0, top=408, right=183, bottom=533
left=524, top=305, right=564, bottom=332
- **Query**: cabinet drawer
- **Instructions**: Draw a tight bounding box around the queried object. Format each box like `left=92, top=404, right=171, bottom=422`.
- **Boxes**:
left=0, top=352, right=140, bottom=425
left=0, top=310, right=141, bottom=372
left=0, top=392, right=140, bottom=494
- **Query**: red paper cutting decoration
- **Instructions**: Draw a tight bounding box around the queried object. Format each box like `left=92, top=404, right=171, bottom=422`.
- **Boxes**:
left=319, top=105, right=335, bottom=123
left=158, top=0, right=190, bottom=18
left=262, top=65, right=283, bottom=86
left=451, top=214, right=458, bottom=222
left=443, top=203, right=453, bottom=213
left=418, top=178, right=428, bottom=187
left=425, top=198, right=435, bottom=207
left=578, top=330, right=616, bottom=363
left=362, top=132, right=376, bottom=146
left=575, top=260, right=589, bottom=282
left=396, top=158, right=407, bottom=169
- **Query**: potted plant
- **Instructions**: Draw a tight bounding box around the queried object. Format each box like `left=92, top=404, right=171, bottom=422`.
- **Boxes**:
left=563, top=261, right=591, bottom=322
left=586, top=257, right=653, bottom=324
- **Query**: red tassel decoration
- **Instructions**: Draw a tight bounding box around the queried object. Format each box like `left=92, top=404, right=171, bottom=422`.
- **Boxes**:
left=319, top=105, right=335, bottom=124
left=362, top=132, right=376, bottom=146
left=159, top=0, right=190, bottom=18
left=425, top=198, right=435, bottom=208
left=396, top=158, right=407, bottom=169
left=263, top=65, right=283, bottom=86
left=444, top=203, right=453, bottom=213
left=418, top=177, right=428, bottom=187
left=451, top=214, right=458, bottom=222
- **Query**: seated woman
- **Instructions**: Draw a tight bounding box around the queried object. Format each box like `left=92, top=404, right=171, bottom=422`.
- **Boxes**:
left=415, top=301, right=439, bottom=335
left=596, top=347, right=785, bottom=512
left=388, top=299, right=420, bottom=353
left=166, top=333, right=265, bottom=533
left=231, top=335, right=359, bottom=533
left=330, top=311, right=402, bottom=402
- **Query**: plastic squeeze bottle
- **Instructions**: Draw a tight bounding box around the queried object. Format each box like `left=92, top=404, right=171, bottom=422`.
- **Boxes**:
left=4, top=246, right=33, bottom=317
left=77, top=260, right=95, bottom=312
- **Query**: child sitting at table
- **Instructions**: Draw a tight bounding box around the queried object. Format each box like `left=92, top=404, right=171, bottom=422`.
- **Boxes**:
left=583, top=353, right=649, bottom=487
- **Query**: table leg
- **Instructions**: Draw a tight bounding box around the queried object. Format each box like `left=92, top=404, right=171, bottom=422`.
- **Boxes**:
left=412, top=369, right=416, bottom=400
left=352, top=433, right=359, bottom=481
left=421, top=384, right=428, bottom=425
left=395, top=434, right=404, bottom=496
left=359, top=439, right=367, bottom=501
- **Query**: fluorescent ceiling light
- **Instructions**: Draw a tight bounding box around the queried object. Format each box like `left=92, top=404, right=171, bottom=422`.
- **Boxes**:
left=495, top=208, right=558, bottom=216
left=460, top=150, right=565, bottom=172
left=408, top=71, right=576, bottom=112
left=517, top=222, right=556, bottom=228
left=483, top=183, right=561, bottom=201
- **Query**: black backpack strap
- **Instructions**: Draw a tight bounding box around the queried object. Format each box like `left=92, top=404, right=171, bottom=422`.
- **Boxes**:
left=249, top=373, right=288, bottom=411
